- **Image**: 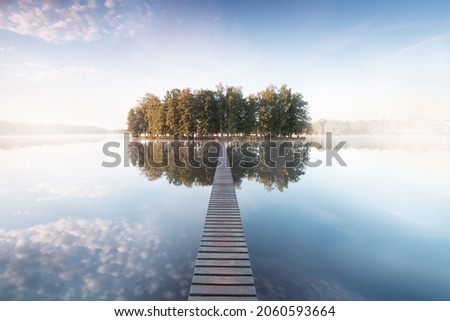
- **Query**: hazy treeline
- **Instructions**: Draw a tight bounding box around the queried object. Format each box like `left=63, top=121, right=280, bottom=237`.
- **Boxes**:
left=311, top=119, right=450, bottom=135
left=127, top=84, right=311, bottom=138
left=0, top=120, right=110, bottom=135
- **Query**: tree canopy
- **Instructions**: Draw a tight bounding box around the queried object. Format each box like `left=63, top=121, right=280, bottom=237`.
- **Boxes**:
left=127, top=84, right=310, bottom=137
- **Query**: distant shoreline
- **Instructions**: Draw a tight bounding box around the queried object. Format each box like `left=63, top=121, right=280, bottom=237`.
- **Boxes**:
left=0, top=120, right=125, bottom=136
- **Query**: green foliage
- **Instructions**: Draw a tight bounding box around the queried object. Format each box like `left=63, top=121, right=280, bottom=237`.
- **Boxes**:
left=257, top=84, right=309, bottom=137
left=127, top=106, right=147, bottom=137
left=126, top=84, right=310, bottom=137
left=164, top=89, right=181, bottom=136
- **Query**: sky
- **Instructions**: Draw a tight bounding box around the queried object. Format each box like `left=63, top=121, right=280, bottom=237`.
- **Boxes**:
left=0, top=0, right=449, bottom=129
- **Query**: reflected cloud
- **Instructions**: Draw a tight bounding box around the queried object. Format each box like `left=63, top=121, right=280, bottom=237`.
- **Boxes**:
left=14, top=210, right=31, bottom=216
left=253, top=258, right=362, bottom=300
left=0, top=218, right=194, bottom=300
left=27, top=183, right=109, bottom=202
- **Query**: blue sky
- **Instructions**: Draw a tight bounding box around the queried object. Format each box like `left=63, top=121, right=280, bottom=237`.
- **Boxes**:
left=0, top=0, right=449, bottom=129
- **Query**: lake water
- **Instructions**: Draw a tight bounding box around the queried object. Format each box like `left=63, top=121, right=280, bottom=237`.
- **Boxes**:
left=0, top=134, right=449, bottom=300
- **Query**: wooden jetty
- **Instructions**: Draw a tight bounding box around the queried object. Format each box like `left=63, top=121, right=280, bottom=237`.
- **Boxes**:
left=188, top=144, right=257, bottom=301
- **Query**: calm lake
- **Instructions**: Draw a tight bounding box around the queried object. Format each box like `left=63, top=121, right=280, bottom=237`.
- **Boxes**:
left=0, top=134, right=449, bottom=300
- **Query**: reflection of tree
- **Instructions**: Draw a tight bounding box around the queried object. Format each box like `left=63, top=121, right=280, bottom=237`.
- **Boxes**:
left=227, top=141, right=309, bottom=191
left=130, top=141, right=217, bottom=187
left=130, top=140, right=309, bottom=191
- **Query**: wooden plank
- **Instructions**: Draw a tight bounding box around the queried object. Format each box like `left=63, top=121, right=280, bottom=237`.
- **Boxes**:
left=190, top=285, right=256, bottom=296
left=209, top=202, right=238, bottom=204
left=200, top=241, right=248, bottom=247
left=204, top=225, right=242, bottom=228
left=203, top=227, right=243, bottom=231
left=192, top=275, right=254, bottom=285
left=205, top=221, right=242, bottom=226
left=194, top=266, right=252, bottom=276
left=206, top=212, right=240, bottom=215
left=203, top=224, right=244, bottom=228
left=199, top=246, right=248, bottom=253
left=203, top=231, right=244, bottom=235
left=205, top=222, right=242, bottom=226
left=195, top=260, right=251, bottom=268
left=197, top=252, right=249, bottom=260
left=204, top=222, right=243, bottom=225
left=205, top=218, right=242, bottom=221
left=203, top=232, right=245, bottom=237
left=205, top=221, right=242, bottom=224
left=206, top=215, right=241, bottom=218
left=203, top=224, right=244, bottom=233
left=208, top=206, right=239, bottom=209
left=202, top=236, right=245, bottom=242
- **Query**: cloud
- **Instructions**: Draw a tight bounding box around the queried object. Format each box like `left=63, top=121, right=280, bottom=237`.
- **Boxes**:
left=104, top=0, right=115, bottom=10
left=14, top=210, right=31, bottom=216
left=16, top=61, right=106, bottom=83
left=27, top=182, right=109, bottom=201
left=0, top=46, right=14, bottom=52
left=313, top=20, right=374, bottom=56
left=387, top=32, right=450, bottom=59
left=0, top=217, right=195, bottom=300
left=0, top=0, right=152, bottom=43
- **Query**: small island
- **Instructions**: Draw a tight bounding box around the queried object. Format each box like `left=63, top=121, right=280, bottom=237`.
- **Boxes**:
left=127, top=84, right=311, bottom=138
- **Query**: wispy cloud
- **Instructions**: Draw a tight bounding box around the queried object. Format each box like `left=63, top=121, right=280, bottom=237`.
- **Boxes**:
left=0, top=0, right=152, bottom=43
left=314, top=20, right=375, bottom=56
left=388, top=32, right=450, bottom=59
left=14, top=210, right=31, bottom=216
left=27, top=182, right=109, bottom=201
left=0, top=46, right=14, bottom=52
left=16, top=61, right=106, bottom=83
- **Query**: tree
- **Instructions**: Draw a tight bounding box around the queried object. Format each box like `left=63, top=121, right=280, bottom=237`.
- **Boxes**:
left=243, top=94, right=257, bottom=135
left=139, top=93, right=161, bottom=136
left=164, top=89, right=181, bottom=135
left=195, top=89, right=218, bottom=137
left=134, top=107, right=147, bottom=137
left=178, top=88, right=196, bottom=137
left=224, top=86, right=247, bottom=135
left=127, top=108, right=137, bottom=136
left=215, top=83, right=226, bottom=137
left=257, top=84, right=279, bottom=135
left=288, top=90, right=309, bottom=136
left=256, top=84, right=309, bottom=137
left=127, top=84, right=310, bottom=138
left=127, top=106, right=147, bottom=137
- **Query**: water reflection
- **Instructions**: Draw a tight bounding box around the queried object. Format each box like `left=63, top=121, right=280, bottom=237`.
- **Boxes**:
left=0, top=136, right=205, bottom=300
left=0, top=135, right=107, bottom=150
left=130, top=140, right=310, bottom=191
left=1, top=135, right=448, bottom=300
left=129, top=141, right=217, bottom=187
left=307, top=134, right=449, bottom=151
left=0, top=218, right=194, bottom=300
